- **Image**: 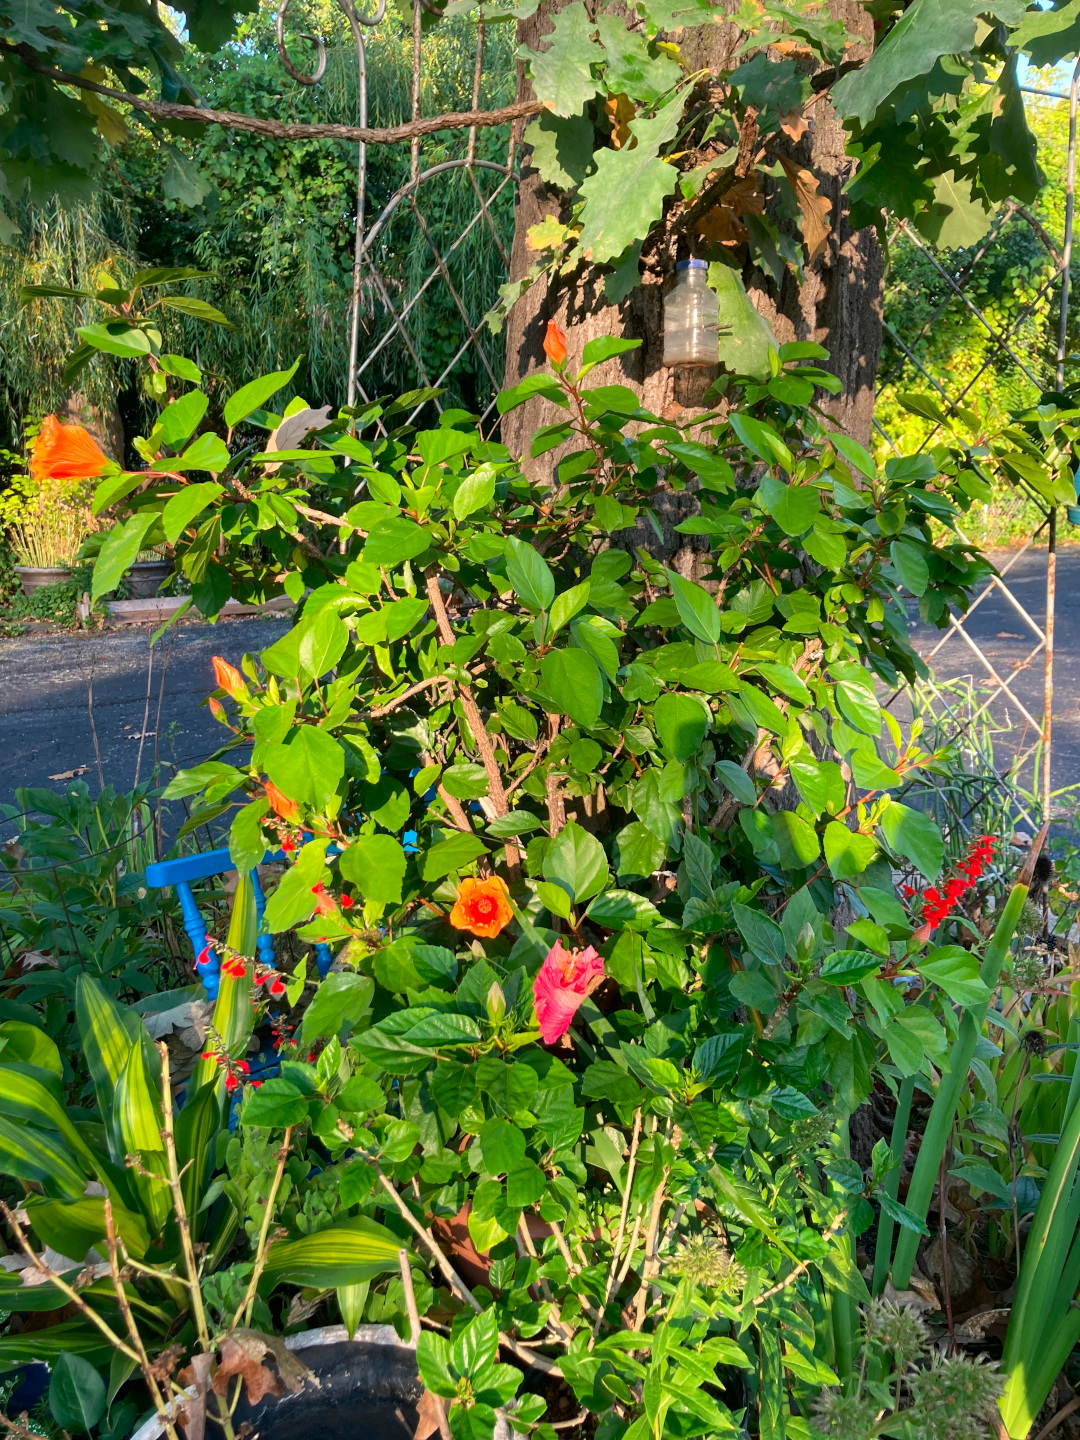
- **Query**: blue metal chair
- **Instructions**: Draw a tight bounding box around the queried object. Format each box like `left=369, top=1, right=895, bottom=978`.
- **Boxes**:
left=146, top=846, right=333, bottom=999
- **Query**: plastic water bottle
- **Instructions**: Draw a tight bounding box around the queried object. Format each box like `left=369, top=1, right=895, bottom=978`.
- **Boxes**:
left=662, top=259, right=719, bottom=368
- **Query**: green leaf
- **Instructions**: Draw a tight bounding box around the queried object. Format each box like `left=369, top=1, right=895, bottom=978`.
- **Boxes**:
left=159, top=353, right=203, bottom=382
left=0, top=1115, right=86, bottom=1198
left=543, top=821, right=608, bottom=903
left=160, top=296, right=231, bottom=326
left=820, top=949, right=882, bottom=985
left=49, top=1352, right=106, bottom=1433
left=297, top=609, right=349, bottom=678
left=541, top=647, right=603, bottom=728
left=831, top=0, right=1013, bottom=127
left=420, top=832, right=488, bottom=881
left=759, top=476, right=820, bottom=535
left=264, top=840, right=329, bottom=934
left=729, top=413, right=792, bottom=468
left=536, top=880, right=573, bottom=919
left=709, top=265, right=778, bottom=382
left=693, top=1030, right=749, bottom=1085
left=299, top=973, right=375, bottom=1045
left=76, top=322, right=152, bottom=358
left=890, top=539, right=930, bottom=596
left=159, top=390, right=209, bottom=448
left=520, top=2, right=602, bottom=117
left=654, top=692, right=709, bottom=761
left=581, top=336, right=642, bottom=367
left=835, top=680, right=881, bottom=736
left=1015, top=0, right=1080, bottom=66
left=505, top=537, right=555, bottom=612
left=75, top=975, right=142, bottom=1136
left=549, top=580, right=591, bottom=637
left=91, top=512, right=159, bottom=601
left=243, top=1077, right=309, bottom=1128
left=261, top=1215, right=404, bottom=1288
left=729, top=969, right=778, bottom=1012
left=174, top=431, right=231, bottom=474
left=586, top=889, right=662, bottom=930
left=162, top=482, right=223, bottom=545
left=823, top=822, right=877, bottom=880
left=575, top=92, right=686, bottom=265
left=223, top=360, right=301, bottom=428
left=363, top=516, right=431, bottom=567
left=877, top=1191, right=930, bottom=1237
left=879, top=802, right=943, bottom=882
left=715, top=760, right=756, bottom=805
left=771, top=811, right=821, bottom=869
left=917, top=946, right=991, bottom=1008
left=523, top=110, right=595, bottom=189
left=339, top=835, right=407, bottom=905
left=666, top=568, right=721, bottom=644
left=614, top=821, right=668, bottom=880
left=264, top=728, right=345, bottom=811
left=453, top=467, right=497, bottom=520
left=732, top=902, right=786, bottom=966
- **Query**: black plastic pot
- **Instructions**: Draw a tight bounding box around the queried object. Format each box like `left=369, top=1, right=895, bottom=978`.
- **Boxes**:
left=125, top=560, right=173, bottom=598
left=130, top=1326, right=509, bottom=1440
left=15, top=565, right=72, bottom=596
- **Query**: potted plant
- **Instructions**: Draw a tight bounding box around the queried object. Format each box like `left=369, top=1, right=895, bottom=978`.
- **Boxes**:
left=126, top=547, right=174, bottom=597
left=5, top=415, right=104, bottom=595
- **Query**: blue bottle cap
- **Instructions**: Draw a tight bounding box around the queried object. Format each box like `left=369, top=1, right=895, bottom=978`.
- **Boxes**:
left=676, top=258, right=707, bottom=271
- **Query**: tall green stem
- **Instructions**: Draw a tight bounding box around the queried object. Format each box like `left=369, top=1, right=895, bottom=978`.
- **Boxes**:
left=892, top=876, right=1031, bottom=1288
left=872, top=1074, right=914, bottom=1296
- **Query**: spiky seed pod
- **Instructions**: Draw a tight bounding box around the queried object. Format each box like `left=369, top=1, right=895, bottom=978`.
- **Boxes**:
left=667, top=1235, right=746, bottom=1295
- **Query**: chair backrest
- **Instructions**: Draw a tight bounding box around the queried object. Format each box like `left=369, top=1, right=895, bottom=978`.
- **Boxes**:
left=146, top=846, right=333, bottom=999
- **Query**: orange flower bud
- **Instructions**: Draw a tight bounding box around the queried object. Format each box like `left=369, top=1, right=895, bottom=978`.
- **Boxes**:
left=450, top=876, right=513, bottom=939
left=211, top=655, right=246, bottom=698
left=543, top=319, right=568, bottom=367
left=30, top=415, right=110, bottom=485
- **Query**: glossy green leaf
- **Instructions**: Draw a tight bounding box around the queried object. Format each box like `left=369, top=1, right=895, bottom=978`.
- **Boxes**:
left=223, top=360, right=301, bottom=427
left=261, top=1215, right=405, bottom=1288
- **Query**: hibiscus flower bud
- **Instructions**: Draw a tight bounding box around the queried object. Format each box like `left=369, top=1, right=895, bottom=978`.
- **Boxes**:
left=543, top=319, right=568, bottom=367
left=211, top=656, right=247, bottom=699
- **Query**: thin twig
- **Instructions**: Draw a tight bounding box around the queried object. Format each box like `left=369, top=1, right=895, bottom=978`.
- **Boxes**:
left=104, top=1201, right=182, bottom=1440
left=1033, top=1394, right=1080, bottom=1440
left=372, top=1163, right=561, bottom=1375
left=754, top=1210, right=849, bottom=1305
left=231, top=1126, right=293, bottom=1329
left=134, top=636, right=154, bottom=788
left=399, top=1248, right=422, bottom=1347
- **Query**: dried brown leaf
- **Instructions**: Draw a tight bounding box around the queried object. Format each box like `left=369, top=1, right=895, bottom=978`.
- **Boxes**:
left=178, top=1351, right=213, bottom=1440
left=414, top=1389, right=446, bottom=1440
left=778, top=155, right=832, bottom=264
left=779, top=108, right=808, bottom=142
left=694, top=176, right=765, bottom=247
left=212, top=1340, right=284, bottom=1406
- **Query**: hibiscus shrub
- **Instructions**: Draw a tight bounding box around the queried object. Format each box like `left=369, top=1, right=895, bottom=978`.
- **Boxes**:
left=35, top=313, right=1015, bottom=1435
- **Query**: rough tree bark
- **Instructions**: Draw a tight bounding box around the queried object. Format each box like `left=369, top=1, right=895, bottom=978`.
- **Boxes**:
left=501, top=0, right=884, bottom=571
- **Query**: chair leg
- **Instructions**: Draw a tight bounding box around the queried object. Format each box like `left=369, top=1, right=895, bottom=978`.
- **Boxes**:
left=315, top=943, right=334, bottom=977
left=178, top=881, right=219, bottom=1000
left=250, top=871, right=277, bottom=969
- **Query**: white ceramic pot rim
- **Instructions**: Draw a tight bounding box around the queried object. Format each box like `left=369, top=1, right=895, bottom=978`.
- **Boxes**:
left=128, top=1325, right=407, bottom=1440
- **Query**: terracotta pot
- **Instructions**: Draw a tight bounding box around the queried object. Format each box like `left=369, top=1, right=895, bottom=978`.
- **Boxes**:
left=14, top=565, right=72, bottom=596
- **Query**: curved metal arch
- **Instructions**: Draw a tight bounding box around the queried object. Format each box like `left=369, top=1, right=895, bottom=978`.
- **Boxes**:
left=361, top=158, right=512, bottom=254
left=277, top=0, right=389, bottom=405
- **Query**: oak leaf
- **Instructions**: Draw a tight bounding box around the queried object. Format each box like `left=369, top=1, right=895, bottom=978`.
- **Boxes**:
left=694, top=176, right=765, bottom=246
left=779, top=107, right=809, bottom=142
left=778, top=155, right=832, bottom=264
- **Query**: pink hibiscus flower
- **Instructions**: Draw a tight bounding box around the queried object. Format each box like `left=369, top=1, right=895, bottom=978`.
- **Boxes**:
left=533, top=941, right=605, bottom=1044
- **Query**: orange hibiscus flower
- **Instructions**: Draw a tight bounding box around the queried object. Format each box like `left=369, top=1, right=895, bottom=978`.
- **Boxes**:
left=450, top=876, right=513, bottom=938
left=264, top=781, right=298, bottom=823
left=30, top=416, right=110, bottom=485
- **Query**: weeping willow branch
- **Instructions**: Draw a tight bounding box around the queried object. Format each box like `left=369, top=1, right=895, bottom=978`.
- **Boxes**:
left=1, top=43, right=543, bottom=143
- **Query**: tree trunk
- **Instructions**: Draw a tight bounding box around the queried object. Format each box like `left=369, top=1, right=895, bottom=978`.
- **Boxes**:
left=502, top=1, right=883, bottom=523
left=64, top=394, right=124, bottom=464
